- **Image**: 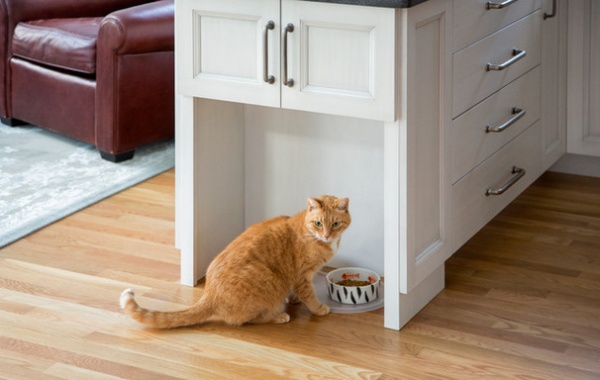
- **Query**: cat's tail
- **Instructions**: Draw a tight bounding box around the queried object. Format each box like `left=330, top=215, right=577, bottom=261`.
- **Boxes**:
left=119, top=288, right=215, bottom=329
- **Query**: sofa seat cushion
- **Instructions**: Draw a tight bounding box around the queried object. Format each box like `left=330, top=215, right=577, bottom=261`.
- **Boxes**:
left=12, top=18, right=102, bottom=75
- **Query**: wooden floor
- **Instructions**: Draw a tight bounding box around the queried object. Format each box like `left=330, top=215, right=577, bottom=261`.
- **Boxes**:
left=1, top=169, right=599, bottom=379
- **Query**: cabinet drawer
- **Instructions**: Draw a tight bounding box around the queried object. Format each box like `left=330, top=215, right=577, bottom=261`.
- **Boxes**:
left=452, top=10, right=541, bottom=118
left=453, top=0, right=541, bottom=52
left=452, top=121, right=542, bottom=250
left=452, top=67, right=541, bottom=183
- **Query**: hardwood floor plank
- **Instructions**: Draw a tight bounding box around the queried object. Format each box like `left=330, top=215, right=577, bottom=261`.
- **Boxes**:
left=91, top=330, right=383, bottom=380
left=0, top=348, right=63, bottom=380
left=398, top=331, right=600, bottom=380
left=44, top=363, right=125, bottom=380
left=0, top=336, right=182, bottom=380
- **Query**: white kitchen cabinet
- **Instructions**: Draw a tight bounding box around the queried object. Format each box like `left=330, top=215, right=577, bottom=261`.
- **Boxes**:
left=174, top=0, right=575, bottom=331
left=176, top=0, right=395, bottom=122
left=541, top=0, right=567, bottom=170
left=175, top=0, right=452, bottom=330
left=565, top=0, right=600, bottom=157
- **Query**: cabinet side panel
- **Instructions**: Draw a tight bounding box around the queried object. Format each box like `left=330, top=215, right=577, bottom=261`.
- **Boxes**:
left=176, top=98, right=246, bottom=285
left=541, top=0, right=567, bottom=169
left=384, top=0, right=452, bottom=330
left=409, top=7, right=451, bottom=288
left=413, top=17, right=442, bottom=258
left=588, top=2, right=600, bottom=146
left=194, top=99, right=246, bottom=280
left=567, top=0, right=600, bottom=157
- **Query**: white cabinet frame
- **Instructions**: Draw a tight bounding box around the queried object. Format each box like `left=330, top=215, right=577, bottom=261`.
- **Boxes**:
left=175, top=0, right=451, bottom=330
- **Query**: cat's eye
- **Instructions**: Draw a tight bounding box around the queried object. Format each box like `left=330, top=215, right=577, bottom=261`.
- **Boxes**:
left=314, top=221, right=323, bottom=228
left=332, top=221, right=340, bottom=228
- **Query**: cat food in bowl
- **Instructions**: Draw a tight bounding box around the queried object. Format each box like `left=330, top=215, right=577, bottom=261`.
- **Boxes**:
left=325, top=267, right=380, bottom=305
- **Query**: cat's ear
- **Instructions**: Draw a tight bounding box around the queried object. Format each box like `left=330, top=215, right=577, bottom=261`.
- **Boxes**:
left=335, top=197, right=349, bottom=212
left=307, top=197, right=323, bottom=211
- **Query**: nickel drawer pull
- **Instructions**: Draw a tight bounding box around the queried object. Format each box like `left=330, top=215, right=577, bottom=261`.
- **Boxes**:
left=282, top=23, right=294, bottom=87
left=486, top=0, right=519, bottom=10
left=486, top=166, right=526, bottom=196
left=544, top=0, right=557, bottom=19
left=486, top=48, right=527, bottom=71
left=486, top=107, right=526, bottom=133
left=263, top=21, right=275, bottom=84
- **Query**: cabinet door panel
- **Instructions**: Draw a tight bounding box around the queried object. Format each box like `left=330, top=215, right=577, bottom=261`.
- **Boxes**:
left=282, top=0, right=395, bottom=122
left=303, top=25, right=372, bottom=94
left=176, top=0, right=280, bottom=107
left=198, top=17, right=259, bottom=80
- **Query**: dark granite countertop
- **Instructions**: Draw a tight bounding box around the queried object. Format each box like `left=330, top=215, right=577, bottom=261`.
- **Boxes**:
left=300, top=0, right=429, bottom=8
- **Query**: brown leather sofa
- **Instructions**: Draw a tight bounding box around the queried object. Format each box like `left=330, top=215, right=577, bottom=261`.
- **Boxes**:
left=0, top=0, right=174, bottom=162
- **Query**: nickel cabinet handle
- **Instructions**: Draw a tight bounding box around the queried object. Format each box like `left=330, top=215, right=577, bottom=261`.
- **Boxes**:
left=486, top=166, right=526, bottom=196
left=486, top=48, right=527, bottom=71
left=263, top=21, right=275, bottom=84
left=283, top=23, right=294, bottom=87
left=544, top=0, right=557, bottom=19
left=486, top=107, right=526, bottom=133
left=486, top=0, right=519, bottom=10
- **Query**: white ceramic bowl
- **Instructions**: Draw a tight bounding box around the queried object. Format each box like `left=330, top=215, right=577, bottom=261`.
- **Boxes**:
left=325, top=267, right=380, bottom=305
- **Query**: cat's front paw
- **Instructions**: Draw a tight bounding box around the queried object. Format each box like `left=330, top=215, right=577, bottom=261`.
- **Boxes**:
left=312, top=303, right=330, bottom=316
left=272, top=312, right=291, bottom=324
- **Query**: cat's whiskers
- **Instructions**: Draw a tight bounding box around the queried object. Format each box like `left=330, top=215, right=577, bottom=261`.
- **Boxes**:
left=302, top=233, right=319, bottom=242
left=303, top=232, right=337, bottom=245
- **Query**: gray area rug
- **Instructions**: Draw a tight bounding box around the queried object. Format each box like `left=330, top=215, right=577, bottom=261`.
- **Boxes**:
left=0, top=123, right=174, bottom=248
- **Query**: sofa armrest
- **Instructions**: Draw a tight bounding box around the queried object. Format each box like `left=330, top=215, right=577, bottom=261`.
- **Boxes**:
left=95, top=0, right=174, bottom=155
left=98, top=0, right=174, bottom=55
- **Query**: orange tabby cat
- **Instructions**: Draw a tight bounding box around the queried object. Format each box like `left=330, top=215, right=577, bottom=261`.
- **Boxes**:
left=120, top=195, right=351, bottom=328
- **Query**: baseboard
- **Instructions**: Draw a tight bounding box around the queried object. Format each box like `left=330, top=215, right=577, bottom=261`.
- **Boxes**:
left=549, top=154, right=600, bottom=178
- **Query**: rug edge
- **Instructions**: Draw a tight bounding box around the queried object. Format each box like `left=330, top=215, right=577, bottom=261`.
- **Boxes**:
left=0, top=162, right=174, bottom=249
